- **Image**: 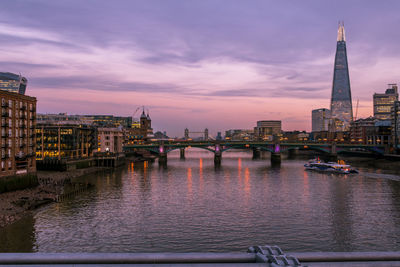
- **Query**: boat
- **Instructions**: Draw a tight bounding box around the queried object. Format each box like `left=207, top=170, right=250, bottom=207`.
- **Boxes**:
left=304, top=158, right=358, bottom=174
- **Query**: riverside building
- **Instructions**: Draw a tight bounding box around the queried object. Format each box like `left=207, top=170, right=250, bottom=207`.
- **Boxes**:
left=37, top=113, right=132, bottom=128
left=374, top=84, right=398, bottom=120
left=312, top=108, right=330, bottom=132
left=97, top=127, right=124, bottom=153
left=0, top=72, right=28, bottom=95
left=36, top=124, right=97, bottom=160
left=254, top=120, right=281, bottom=141
left=330, top=22, right=353, bottom=132
left=0, top=90, right=36, bottom=177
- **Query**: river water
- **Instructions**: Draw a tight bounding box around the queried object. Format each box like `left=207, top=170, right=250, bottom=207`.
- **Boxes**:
left=1, top=150, right=400, bottom=253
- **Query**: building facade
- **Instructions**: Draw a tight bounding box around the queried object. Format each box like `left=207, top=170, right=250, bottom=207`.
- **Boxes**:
left=124, top=111, right=153, bottom=145
left=36, top=124, right=97, bottom=160
left=350, top=117, right=391, bottom=145
left=97, top=128, right=124, bottom=153
left=1, top=90, right=36, bottom=177
left=0, top=72, right=28, bottom=95
left=254, top=121, right=281, bottom=141
left=312, top=108, right=330, bottom=132
left=37, top=113, right=133, bottom=128
left=349, top=117, right=376, bottom=144
left=330, top=22, right=353, bottom=132
left=373, top=84, right=398, bottom=120
left=391, top=101, right=400, bottom=150
left=225, top=129, right=254, bottom=141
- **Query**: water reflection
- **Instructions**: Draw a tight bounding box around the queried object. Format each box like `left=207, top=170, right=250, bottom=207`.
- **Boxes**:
left=1, top=150, right=400, bottom=253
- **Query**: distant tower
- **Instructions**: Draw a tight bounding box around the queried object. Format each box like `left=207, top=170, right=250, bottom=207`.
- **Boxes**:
left=330, top=21, right=353, bottom=132
left=204, top=128, right=209, bottom=140
left=184, top=128, right=189, bottom=139
left=140, top=109, right=148, bottom=129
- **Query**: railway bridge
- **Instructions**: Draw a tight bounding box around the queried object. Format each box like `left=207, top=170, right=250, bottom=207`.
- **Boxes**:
left=123, top=141, right=387, bottom=165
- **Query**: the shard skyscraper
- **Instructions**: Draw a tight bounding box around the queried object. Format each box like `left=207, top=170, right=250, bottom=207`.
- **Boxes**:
left=330, top=22, right=353, bottom=132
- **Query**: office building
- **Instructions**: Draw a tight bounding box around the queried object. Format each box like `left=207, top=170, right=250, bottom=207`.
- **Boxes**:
left=37, top=113, right=133, bottom=128
left=330, top=22, right=353, bottom=131
left=225, top=129, right=253, bottom=140
left=312, top=108, right=330, bottom=132
left=373, top=84, right=398, bottom=120
left=254, top=121, right=281, bottom=141
left=97, top=128, right=124, bottom=153
left=0, top=72, right=28, bottom=95
left=391, top=101, right=400, bottom=150
left=1, top=90, right=36, bottom=177
left=36, top=124, right=97, bottom=160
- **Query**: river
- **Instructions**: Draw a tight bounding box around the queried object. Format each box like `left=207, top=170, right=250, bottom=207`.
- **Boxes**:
left=1, top=150, right=400, bottom=253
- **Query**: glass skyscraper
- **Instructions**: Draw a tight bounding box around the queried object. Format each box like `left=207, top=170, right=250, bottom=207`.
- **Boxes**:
left=330, top=22, right=353, bottom=132
left=0, top=72, right=27, bottom=94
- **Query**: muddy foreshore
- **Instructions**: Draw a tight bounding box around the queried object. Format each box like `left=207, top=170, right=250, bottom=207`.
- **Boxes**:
left=0, top=167, right=109, bottom=228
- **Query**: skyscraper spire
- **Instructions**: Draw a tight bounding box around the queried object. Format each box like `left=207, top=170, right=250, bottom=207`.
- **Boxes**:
left=330, top=21, right=353, bottom=132
left=337, top=21, right=346, bottom=42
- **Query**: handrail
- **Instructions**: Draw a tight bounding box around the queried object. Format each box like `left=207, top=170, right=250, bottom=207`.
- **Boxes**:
left=1, top=251, right=400, bottom=265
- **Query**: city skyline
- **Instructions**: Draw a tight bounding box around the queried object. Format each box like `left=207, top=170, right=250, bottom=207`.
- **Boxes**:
left=1, top=1, right=400, bottom=136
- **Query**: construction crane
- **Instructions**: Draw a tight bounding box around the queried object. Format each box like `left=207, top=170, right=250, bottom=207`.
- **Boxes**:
left=132, top=107, right=141, bottom=119
left=354, top=99, right=359, bottom=121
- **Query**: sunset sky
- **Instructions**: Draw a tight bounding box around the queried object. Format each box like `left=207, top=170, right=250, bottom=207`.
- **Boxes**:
left=1, top=0, right=400, bottom=137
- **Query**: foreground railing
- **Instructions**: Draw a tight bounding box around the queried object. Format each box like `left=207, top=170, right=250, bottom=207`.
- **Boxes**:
left=1, top=245, right=400, bottom=266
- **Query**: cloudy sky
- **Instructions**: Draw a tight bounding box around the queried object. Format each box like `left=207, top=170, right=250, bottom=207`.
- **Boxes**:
left=1, top=0, right=399, bottom=136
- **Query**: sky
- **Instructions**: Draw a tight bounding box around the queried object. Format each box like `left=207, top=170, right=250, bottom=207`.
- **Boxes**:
left=1, top=0, right=400, bottom=137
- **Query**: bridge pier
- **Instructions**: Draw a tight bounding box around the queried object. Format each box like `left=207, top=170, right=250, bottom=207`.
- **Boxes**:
left=288, top=148, right=298, bottom=159
left=271, top=152, right=281, bottom=164
left=158, top=152, right=167, bottom=165
left=180, top=148, right=185, bottom=159
left=214, top=151, right=222, bottom=166
left=252, top=148, right=261, bottom=159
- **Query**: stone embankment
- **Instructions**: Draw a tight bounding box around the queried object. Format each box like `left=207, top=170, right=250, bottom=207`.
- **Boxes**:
left=0, top=167, right=106, bottom=228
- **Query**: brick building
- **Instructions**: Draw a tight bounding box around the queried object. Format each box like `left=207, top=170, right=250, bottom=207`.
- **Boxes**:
left=1, top=90, right=36, bottom=177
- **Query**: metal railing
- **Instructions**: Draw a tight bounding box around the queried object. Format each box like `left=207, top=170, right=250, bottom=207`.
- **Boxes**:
left=0, top=246, right=400, bottom=266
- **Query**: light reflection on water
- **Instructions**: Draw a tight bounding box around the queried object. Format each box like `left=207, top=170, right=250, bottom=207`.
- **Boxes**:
left=1, top=149, right=400, bottom=253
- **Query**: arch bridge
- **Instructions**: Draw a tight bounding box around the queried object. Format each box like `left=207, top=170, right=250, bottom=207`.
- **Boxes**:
left=123, top=141, right=388, bottom=166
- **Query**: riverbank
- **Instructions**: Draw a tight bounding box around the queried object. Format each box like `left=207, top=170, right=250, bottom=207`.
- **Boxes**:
left=0, top=167, right=108, bottom=228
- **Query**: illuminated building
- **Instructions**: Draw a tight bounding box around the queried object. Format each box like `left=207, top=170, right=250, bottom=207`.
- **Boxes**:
left=97, top=128, right=124, bottom=153
left=312, top=108, right=330, bottom=132
left=392, top=101, right=400, bottom=150
left=0, top=72, right=27, bottom=95
left=124, top=110, right=153, bottom=144
left=330, top=22, right=353, bottom=132
left=373, top=84, right=398, bottom=120
left=225, top=129, right=254, bottom=140
left=37, top=114, right=133, bottom=128
left=36, top=124, right=97, bottom=160
left=1, top=90, right=36, bottom=177
left=254, top=121, right=281, bottom=141
left=349, top=117, right=391, bottom=145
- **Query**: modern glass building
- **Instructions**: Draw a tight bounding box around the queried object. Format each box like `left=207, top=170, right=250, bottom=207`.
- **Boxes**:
left=373, top=84, right=398, bottom=120
left=312, top=108, right=330, bottom=132
left=330, top=22, right=353, bottom=132
left=0, top=72, right=27, bottom=95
